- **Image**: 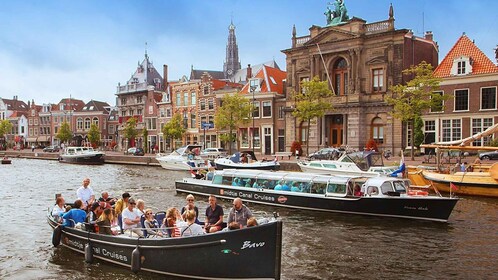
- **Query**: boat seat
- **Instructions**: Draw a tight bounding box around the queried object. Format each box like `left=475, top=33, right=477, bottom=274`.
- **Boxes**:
left=140, top=214, right=147, bottom=238
left=117, top=214, right=124, bottom=234
left=155, top=211, right=166, bottom=228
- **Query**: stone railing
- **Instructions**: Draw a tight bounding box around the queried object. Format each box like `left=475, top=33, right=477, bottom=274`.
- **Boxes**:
left=117, top=82, right=148, bottom=94
left=295, top=35, right=311, bottom=47
left=365, top=20, right=392, bottom=35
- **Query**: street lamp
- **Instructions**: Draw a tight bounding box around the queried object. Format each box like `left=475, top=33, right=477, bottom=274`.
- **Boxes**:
left=250, top=85, right=257, bottom=154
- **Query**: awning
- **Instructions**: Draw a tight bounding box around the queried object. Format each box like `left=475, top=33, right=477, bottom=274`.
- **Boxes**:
left=26, top=137, right=38, bottom=142
left=37, top=136, right=50, bottom=142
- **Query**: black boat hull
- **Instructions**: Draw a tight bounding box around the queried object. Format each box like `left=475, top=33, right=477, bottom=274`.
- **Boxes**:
left=47, top=213, right=282, bottom=279
left=176, top=180, right=458, bottom=222
left=215, top=163, right=280, bottom=171
left=59, top=154, right=105, bottom=165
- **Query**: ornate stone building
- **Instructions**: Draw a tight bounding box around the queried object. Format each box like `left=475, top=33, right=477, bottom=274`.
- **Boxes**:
left=223, top=20, right=241, bottom=80
left=282, top=4, right=438, bottom=155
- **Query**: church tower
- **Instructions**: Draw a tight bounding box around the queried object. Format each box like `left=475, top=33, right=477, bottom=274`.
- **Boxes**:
left=223, top=20, right=241, bottom=79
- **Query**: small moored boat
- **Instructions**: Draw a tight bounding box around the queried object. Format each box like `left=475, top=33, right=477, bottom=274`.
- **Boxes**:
left=176, top=169, right=459, bottom=222
left=1, top=157, right=12, bottom=164
left=214, top=151, right=280, bottom=171
left=47, top=209, right=282, bottom=279
left=59, top=146, right=105, bottom=165
left=156, top=145, right=207, bottom=171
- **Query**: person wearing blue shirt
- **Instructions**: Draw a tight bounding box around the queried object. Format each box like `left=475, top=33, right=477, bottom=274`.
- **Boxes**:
left=274, top=181, right=283, bottom=191
left=62, top=199, right=87, bottom=227
left=281, top=181, right=291, bottom=191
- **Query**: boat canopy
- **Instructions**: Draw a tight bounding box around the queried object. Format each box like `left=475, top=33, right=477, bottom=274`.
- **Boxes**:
left=171, top=145, right=203, bottom=156
left=342, top=151, right=385, bottom=170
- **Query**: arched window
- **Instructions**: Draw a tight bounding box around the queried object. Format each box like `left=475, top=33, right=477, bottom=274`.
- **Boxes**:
left=332, top=58, right=348, bottom=96
left=77, top=118, right=83, bottom=130
left=92, top=117, right=99, bottom=127
left=371, top=117, right=384, bottom=144
left=84, top=118, right=91, bottom=130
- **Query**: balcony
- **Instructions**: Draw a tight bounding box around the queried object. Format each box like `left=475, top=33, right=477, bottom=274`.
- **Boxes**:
left=295, top=35, right=311, bottom=47
left=365, top=20, right=393, bottom=35
left=117, top=82, right=148, bottom=94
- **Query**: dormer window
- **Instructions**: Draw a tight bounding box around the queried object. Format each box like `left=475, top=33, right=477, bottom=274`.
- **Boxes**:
left=451, top=56, right=473, bottom=76
left=249, top=79, right=261, bottom=93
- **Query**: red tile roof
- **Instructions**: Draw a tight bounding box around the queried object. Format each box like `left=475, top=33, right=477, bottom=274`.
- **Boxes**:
left=434, top=35, right=498, bottom=78
left=212, top=79, right=243, bottom=90
left=240, top=65, right=287, bottom=94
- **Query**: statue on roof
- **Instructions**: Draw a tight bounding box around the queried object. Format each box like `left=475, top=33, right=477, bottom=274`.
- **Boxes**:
left=325, top=0, right=349, bottom=26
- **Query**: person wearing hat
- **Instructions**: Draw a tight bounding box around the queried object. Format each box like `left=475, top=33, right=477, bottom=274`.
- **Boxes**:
left=121, top=198, right=144, bottom=237
left=114, top=192, right=131, bottom=216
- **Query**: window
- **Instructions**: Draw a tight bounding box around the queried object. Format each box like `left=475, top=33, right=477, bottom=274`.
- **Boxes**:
left=109, top=125, right=114, bottom=134
left=430, top=91, right=444, bottom=113
left=240, top=128, right=249, bottom=148
left=451, top=56, right=472, bottom=76
left=457, top=61, right=466, bottom=75
left=278, top=106, right=285, bottom=119
left=208, top=99, right=214, bottom=110
left=183, top=92, right=189, bottom=106
left=442, top=119, right=461, bottom=142
left=481, top=87, right=496, bottom=110
left=191, top=113, right=196, bottom=128
left=454, top=89, right=469, bottom=111
left=136, top=96, right=142, bottom=103
left=160, top=108, right=165, bottom=118
left=176, top=94, right=181, bottom=106
left=200, top=100, right=206, bottom=110
left=166, top=108, right=171, bottom=118
left=29, top=119, right=32, bottom=125
left=77, top=118, right=83, bottom=130
left=92, top=117, right=99, bottom=126
left=262, top=101, right=272, bottom=117
left=252, top=127, right=260, bottom=148
left=34, top=119, right=38, bottom=125
left=29, top=128, right=33, bottom=136
left=191, top=93, right=196, bottom=105
left=252, top=101, right=260, bottom=118
left=371, top=117, right=384, bottom=144
left=333, top=58, right=348, bottom=95
left=472, top=118, right=493, bottom=146
left=249, top=79, right=260, bottom=92
left=137, top=109, right=142, bottom=115
left=84, top=118, right=91, bottom=130
left=201, top=116, right=207, bottom=126
left=121, top=98, right=127, bottom=105
left=203, top=86, right=209, bottom=95
left=372, top=68, right=384, bottom=92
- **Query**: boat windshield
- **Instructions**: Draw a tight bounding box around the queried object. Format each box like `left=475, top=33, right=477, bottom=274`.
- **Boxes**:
left=393, top=181, right=407, bottom=193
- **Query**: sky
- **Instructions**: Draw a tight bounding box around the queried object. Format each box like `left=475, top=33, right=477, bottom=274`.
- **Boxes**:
left=1, top=0, right=497, bottom=106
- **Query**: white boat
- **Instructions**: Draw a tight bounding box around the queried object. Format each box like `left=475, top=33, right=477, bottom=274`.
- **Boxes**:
left=214, top=151, right=280, bottom=171
left=59, top=146, right=105, bottom=165
left=156, top=145, right=207, bottom=171
left=298, top=151, right=398, bottom=177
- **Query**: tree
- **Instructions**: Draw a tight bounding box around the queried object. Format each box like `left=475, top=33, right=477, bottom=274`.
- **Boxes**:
left=162, top=113, right=186, bottom=150
left=0, top=120, right=13, bottom=138
left=386, top=61, right=445, bottom=160
left=142, top=127, right=148, bottom=153
left=214, top=93, right=252, bottom=154
left=57, top=121, right=73, bottom=144
left=123, top=117, right=138, bottom=148
left=87, top=123, right=101, bottom=148
left=292, top=76, right=333, bottom=156
left=414, top=116, right=424, bottom=148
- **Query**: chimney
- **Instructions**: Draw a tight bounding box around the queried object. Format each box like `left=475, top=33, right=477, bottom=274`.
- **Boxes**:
left=495, top=45, right=498, bottom=63
left=163, top=64, right=168, bottom=91
left=246, top=64, right=252, bottom=82
left=424, top=31, right=433, bottom=41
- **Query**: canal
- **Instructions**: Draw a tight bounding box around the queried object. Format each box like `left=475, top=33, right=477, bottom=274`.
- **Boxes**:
left=1, top=158, right=497, bottom=279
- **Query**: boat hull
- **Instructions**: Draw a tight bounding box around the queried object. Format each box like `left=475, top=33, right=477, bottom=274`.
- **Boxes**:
left=1, top=159, right=11, bottom=164
left=59, top=154, right=105, bottom=165
left=215, top=161, right=280, bottom=171
left=157, top=158, right=207, bottom=171
left=422, top=170, right=498, bottom=198
left=176, top=179, right=458, bottom=222
left=47, top=213, right=282, bottom=279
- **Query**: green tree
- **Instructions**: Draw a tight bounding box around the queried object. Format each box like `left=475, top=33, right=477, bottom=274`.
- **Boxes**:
left=414, top=116, right=424, bottom=148
left=214, top=93, right=252, bottom=154
left=162, top=113, right=186, bottom=150
left=386, top=61, right=445, bottom=160
left=0, top=120, right=13, bottom=138
left=142, top=127, right=148, bottom=153
left=87, top=123, right=101, bottom=148
left=123, top=117, right=138, bottom=149
left=56, top=121, right=73, bottom=144
left=292, top=76, right=333, bottom=156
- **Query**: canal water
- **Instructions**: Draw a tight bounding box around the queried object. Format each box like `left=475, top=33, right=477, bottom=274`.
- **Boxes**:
left=1, top=158, right=497, bottom=279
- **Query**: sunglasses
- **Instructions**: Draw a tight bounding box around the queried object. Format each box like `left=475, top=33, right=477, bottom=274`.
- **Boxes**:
left=146, top=212, right=153, bottom=215
left=130, top=203, right=136, bottom=205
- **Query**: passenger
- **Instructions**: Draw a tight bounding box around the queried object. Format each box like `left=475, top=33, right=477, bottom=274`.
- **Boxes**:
left=114, top=192, right=131, bottom=216
left=86, top=202, right=103, bottom=228
left=205, top=195, right=224, bottom=233
left=252, top=180, right=260, bottom=188
left=247, top=217, right=258, bottom=227
left=61, top=199, right=87, bottom=227
left=241, top=153, right=248, bottom=163
left=97, top=208, right=117, bottom=235
left=181, top=194, right=200, bottom=224
left=76, top=178, right=95, bottom=208
left=274, top=181, right=283, bottom=191
left=290, top=182, right=301, bottom=192
left=136, top=199, right=145, bottom=216
left=460, top=162, right=467, bottom=172
left=227, top=198, right=253, bottom=228
left=180, top=210, right=205, bottom=237
left=232, top=178, right=239, bottom=186
left=244, top=179, right=252, bottom=188
left=144, top=209, right=164, bottom=237
left=354, top=184, right=363, bottom=197
left=227, top=222, right=241, bottom=230
left=164, top=207, right=182, bottom=238
left=281, top=181, right=291, bottom=191
left=98, top=191, right=116, bottom=209
left=52, top=196, right=66, bottom=220
left=121, top=198, right=144, bottom=237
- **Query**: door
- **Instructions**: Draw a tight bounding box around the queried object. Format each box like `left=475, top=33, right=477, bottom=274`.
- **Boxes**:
left=278, top=129, right=285, bottom=152
left=264, top=127, right=272, bottom=155
left=329, top=115, right=343, bottom=147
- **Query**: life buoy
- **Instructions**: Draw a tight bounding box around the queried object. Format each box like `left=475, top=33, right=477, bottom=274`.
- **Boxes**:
left=52, top=225, right=62, bottom=247
left=408, top=190, right=429, bottom=196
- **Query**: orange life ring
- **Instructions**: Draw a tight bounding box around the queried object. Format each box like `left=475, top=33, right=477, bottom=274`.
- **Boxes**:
left=408, top=190, right=429, bottom=196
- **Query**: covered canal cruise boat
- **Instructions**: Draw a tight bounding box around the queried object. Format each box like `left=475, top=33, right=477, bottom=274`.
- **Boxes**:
left=176, top=170, right=459, bottom=222
left=47, top=209, right=282, bottom=279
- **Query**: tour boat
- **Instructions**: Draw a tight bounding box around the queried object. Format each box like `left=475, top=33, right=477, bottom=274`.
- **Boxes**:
left=156, top=145, right=208, bottom=171
left=47, top=209, right=282, bottom=279
left=176, top=169, right=459, bottom=222
left=298, top=151, right=398, bottom=176
left=58, top=146, right=105, bottom=165
left=214, top=151, right=280, bottom=171
left=1, top=157, right=12, bottom=164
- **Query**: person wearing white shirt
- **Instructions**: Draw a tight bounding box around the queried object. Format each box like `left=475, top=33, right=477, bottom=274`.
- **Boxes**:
left=121, top=198, right=144, bottom=237
left=52, top=196, right=66, bottom=222
left=76, top=178, right=95, bottom=207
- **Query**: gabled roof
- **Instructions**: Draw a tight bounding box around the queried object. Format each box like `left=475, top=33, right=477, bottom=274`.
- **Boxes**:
left=81, top=100, right=110, bottom=112
left=230, top=60, right=281, bottom=84
left=434, top=35, right=498, bottom=78
left=211, top=79, right=244, bottom=91
left=1, top=98, right=29, bottom=111
left=190, top=69, right=225, bottom=80
left=57, top=98, right=85, bottom=111
left=240, top=65, right=287, bottom=95
left=126, top=53, right=163, bottom=85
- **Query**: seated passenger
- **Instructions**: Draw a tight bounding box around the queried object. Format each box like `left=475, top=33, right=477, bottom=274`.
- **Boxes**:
left=180, top=210, right=205, bottom=237
left=61, top=199, right=87, bottom=227
left=86, top=202, right=103, bottom=231
left=98, top=191, right=116, bottom=209
left=232, top=178, right=239, bottom=186
left=136, top=199, right=146, bottom=216
left=354, top=184, right=363, bottom=196
left=228, top=222, right=241, bottom=230
left=281, top=181, right=291, bottom=191
left=164, top=207, right=183, bottom=237
left=52, top=196, right=66, bottom=220
left=290, top=182, right=301, bottom=192
left=114, top=192, right=131, bottom=216
left=274, top=181, right=283, bottom=191
left=121, top=198, right=144, bottom=237
left=144, top=209, right=164, bottom=237
left=227, top=198, right=253, bottom=227
left=247, top=217, right=258, bottom=227
left=97, top=208, right=117, bottom=235
left=181, top=194, right=200, bottom=224
left=205, top=195, right=224, bottom=233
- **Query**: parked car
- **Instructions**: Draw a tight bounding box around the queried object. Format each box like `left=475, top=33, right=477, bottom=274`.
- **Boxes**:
left=308, top=148, right=342, bottom=160
left=201, top=148, right=228, bottom=159
left=126, top=147, right=145, bottom=156
left=43, top=145, right=60, bottom=153
left=479, top=150, right=498, bottom=160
